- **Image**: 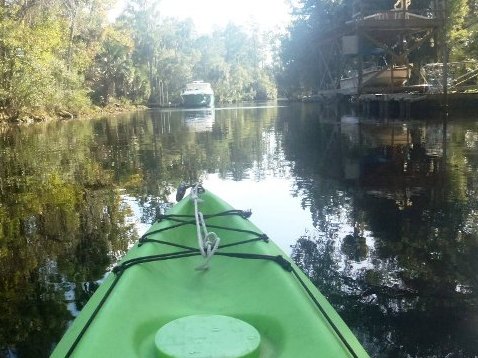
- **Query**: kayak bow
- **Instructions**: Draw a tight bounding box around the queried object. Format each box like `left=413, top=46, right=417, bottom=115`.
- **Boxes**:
left=52, top=185, right=369, bottom=357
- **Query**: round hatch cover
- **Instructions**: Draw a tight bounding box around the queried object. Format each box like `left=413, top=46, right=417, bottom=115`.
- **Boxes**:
left=155, top=314, right=261, bottom=358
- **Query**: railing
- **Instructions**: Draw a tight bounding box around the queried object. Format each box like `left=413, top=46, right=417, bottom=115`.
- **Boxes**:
left=422, top=62, right=478, bottom=93
left=351, top=0, right=445, bottom=20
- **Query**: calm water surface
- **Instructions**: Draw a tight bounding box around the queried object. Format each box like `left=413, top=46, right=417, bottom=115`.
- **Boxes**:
left=1, top=103, right=477, bottom=357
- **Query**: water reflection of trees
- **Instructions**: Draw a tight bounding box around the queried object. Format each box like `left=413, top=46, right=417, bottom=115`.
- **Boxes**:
left=282, top=106, right=478, bottom=356
left=0, top=105, right=281, bottom=356
left=96, top=107, right=279, bottom=186
left=0, top=123, right=136, bottom=356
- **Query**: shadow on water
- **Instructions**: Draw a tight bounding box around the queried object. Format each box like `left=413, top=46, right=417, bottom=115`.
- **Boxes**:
left=282, top=105, right=478, bottom=356
left=1, top=103, right=478, bottom=356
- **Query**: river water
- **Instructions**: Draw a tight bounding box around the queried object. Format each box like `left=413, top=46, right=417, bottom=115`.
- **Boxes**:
left=1, top=103, right=477, bottom=357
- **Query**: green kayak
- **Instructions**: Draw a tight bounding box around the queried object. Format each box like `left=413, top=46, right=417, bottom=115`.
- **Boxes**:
left=52, top=185, right=369, bottom=357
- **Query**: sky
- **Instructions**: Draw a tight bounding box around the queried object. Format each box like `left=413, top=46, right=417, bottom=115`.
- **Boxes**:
left=159, top=0, right=291, bottom=34
left=110, top=0, right=291, bottom=34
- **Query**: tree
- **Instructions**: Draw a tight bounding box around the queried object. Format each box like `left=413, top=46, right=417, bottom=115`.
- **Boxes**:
left=0, top=0, right=115, bottom=119
left=88, top=26, right=135, bottom=104
left=279, top=0, right=478, bottom=96
left=119, top=0, right=163, bottom=104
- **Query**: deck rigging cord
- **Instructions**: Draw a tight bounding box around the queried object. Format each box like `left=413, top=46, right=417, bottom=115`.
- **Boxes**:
left=191, top=183, right=221, bottom=270
left=63, top=185, right=359, bottom=358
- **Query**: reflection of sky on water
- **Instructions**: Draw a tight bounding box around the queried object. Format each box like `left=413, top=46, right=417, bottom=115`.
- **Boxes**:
left=204, top=174, right=313, bottom=254
left=120, top=171, right=383, bottom=298
left=120, top=172, right=318, bottom=255
left=122, top=194, right=153, bottom=238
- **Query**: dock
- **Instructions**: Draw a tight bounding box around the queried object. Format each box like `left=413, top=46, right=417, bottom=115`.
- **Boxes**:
left=307, top=0, right=478, bottom=118
left=304, top=91, right=478, bottom=119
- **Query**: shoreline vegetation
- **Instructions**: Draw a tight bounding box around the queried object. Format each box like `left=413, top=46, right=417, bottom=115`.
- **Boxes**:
left=2, top=1, right=476, bottom=125
left=0, top=101, right=147, bottom=125
left=0, top=1, right=279, bottom=125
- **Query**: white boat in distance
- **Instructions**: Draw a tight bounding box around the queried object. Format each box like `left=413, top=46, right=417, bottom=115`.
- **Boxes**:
left=181, top=81, right=214, bottom=108
left=340, top=66, right=410, bottom=89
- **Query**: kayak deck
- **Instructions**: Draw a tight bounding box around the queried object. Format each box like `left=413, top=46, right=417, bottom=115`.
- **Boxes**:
left=52, top=188, right=369, bottom=357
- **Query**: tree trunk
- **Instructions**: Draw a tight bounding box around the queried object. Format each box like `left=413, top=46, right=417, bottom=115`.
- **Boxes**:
left=66, top=4, right=78, bottom=71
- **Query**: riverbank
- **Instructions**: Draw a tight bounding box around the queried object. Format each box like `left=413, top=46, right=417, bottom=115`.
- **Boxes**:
left=0, top=102, right=147, bottom=125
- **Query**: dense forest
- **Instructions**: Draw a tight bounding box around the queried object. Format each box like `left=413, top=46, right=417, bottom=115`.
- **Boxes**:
left=0, top=0, right=279, bottom=122
left=1, top=0, right=478, bottom=122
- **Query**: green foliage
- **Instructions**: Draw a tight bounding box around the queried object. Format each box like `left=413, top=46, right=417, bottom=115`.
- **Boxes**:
left=0, top=2, right=96, bottom=119
left=280, top=0, right=478, bottom=96
left=0, top=16, right=62, bottom=112
left=0, top=0, right=279, bottom=120
left=192, top=24, right=278, bottom=103
left=448, top=0, right=469, bottom=58
left=88, top=26, right=135, bottom=105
